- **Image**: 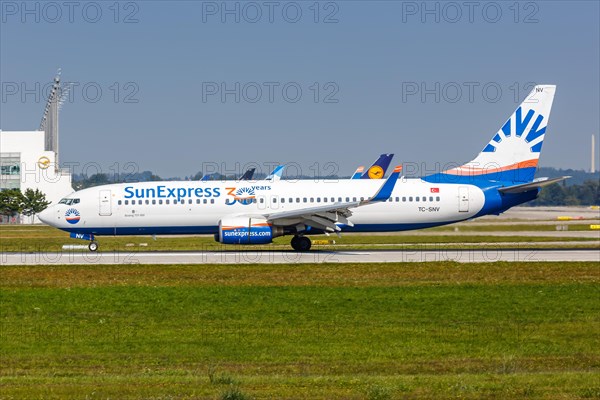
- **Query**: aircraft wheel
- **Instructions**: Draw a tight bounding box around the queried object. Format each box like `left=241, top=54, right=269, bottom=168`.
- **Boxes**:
left=89, top=241, right=99, bottom=252
left=291, top=236, right=311, bottom=252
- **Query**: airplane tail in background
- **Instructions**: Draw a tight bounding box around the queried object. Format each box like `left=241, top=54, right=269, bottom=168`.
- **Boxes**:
left=426, top=85, right=556, bottom=184
left=351, top=166, right=365, bottom=179
left=358, top=154, right=394, bottom=179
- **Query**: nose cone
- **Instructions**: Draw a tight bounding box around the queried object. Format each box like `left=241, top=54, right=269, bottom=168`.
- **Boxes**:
left=38, top=206, right=54, bottom=225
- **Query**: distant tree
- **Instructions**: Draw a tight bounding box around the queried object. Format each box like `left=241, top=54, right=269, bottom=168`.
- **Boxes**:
left=534, top=183, right=565, bottom=206
left=0, top=189, right=25, bottom=219
left=22, top=189, right=51, bottom=224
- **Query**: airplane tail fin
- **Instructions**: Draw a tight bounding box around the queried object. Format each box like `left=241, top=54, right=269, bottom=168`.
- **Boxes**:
left=360, top=154, right=394, bottom=179
left=266, top=165, right=284, bottom=181
left=240, top=168, right=256, bottom=181
left=351, top=166, right=365, bottom=179
left=426, top=85, right=556, bottom=184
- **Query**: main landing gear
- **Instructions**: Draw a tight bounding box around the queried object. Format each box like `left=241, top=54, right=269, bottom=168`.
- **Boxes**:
left=88, top=241, right=99, bottom=252
left=290, top=235, right=311, bottom=252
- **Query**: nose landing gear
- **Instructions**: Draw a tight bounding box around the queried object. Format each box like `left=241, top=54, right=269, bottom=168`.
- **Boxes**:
left=69, top=232, right=98, bottom=252
left=290, top=235, right=311, bottom=251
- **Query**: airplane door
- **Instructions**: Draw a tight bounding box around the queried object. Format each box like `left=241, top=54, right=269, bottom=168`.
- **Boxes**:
left=458, top=187, right=469, bottom=212
left=270, top=195, right=280, bottom=210
left=99, top=190, right=112, bottom=216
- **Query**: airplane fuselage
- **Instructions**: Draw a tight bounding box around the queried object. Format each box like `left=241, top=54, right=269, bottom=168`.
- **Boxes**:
left=42, top=178, right=533, bottom=236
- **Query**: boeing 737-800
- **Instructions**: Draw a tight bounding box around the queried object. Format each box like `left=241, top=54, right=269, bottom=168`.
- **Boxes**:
left=39, top=85, right=566, bottom=251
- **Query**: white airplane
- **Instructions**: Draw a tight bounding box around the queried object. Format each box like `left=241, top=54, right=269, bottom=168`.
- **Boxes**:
left=39, top=85, right=567, bottom=252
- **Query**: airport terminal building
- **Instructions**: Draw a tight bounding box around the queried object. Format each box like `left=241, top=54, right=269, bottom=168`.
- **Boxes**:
left=0, top=74, right=74, bottom=223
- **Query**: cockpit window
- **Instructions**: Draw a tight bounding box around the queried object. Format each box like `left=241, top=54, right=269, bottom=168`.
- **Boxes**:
left=58, top=198, right=80, bottom=205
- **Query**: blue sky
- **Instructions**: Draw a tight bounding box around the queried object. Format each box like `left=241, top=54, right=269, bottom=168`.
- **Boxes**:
left=1, top=1, right=598, bottom=178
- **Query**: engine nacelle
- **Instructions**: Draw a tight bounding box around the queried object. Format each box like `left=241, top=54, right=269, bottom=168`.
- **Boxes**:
left=217, top=217, right=283, bottom=245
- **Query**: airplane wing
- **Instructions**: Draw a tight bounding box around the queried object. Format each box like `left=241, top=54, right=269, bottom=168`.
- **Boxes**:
left=351, top=166, right=365, bottom=179
left=264, top=166, right=402, bottom=233
left=498, top=176, right=570, bottom=194
left=360, top=154, right=394, bottom=179
left=266, top=165, right=284, bottom=181
left=239, top=168, right=256, bottom=181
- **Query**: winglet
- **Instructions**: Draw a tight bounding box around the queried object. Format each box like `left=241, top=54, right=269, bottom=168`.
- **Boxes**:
left=351, top=166, right=365, bottom=179
left=366, top=165, right=402, bottom=203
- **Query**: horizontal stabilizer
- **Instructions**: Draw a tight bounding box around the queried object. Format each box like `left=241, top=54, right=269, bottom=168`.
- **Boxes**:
left=498, top=176, right=570, bottom=194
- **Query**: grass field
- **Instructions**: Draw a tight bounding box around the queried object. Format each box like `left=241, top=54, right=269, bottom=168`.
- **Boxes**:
left=1, top=262, right=598, bottom=399
left=1, top=225, right=598, bottom=253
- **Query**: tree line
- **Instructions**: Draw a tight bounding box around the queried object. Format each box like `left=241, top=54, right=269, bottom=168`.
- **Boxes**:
left=0, top=189, right=50, bottom=223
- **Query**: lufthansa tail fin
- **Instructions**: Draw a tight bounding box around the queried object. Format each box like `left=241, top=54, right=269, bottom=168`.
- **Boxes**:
left=360, top=154, right=394, bottom=179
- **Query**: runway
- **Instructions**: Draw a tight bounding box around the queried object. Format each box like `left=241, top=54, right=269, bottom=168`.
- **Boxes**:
left=2, top=248, right=598, bottom=265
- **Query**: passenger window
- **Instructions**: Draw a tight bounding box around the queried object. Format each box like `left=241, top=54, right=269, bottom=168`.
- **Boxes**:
left=346, top=197, right=350, bottom=202
left=402, top=197, right=406, bottom=202
left=409, top=197, right=413, bottom=202
left=281, top=198, right=285, bottom=203
left=338, top=197, right=342, bottom=202
left=124, top=200, right=129, bottom=205
left=145, top=200, right=149, bottom=205
left=166, top=200, right=170, bottom=204
left=303, top=198, right=307, bottom=203
left=118, top=200, right=122, bottom=205
left=174, top=200, right=178, bottom=204
left=273, top=198, right=277, bottom=203
left=395, top=197, right=400, bottom=202
left=310, top=198, right=314, bottom=202
left=159, top=199, right=163, bottom=205
left=152, top=200, right=156, bottom=205
left=188, top=199, right=192, bottom=204
left=360, top=197, right=364, bottom=201
left=353, top=197, right=357, bottom=202
left=415, top=197, right=419, bottom=202
left=196, top=199, right=200, bottom=204
left=203, top=199, right=207, bottom=204
left=429, top=196, right=433, bottom=202
left=211, top=199, right=214, bottom=204
left=317, top=198, right=321, bottom=203
left=260, top=198, right=264, bottom=204
left=422, top=197, right=427, bottom=202
left=289, top=198, right=293, bottom=203
left=436, top=196, right=440, bottom=201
